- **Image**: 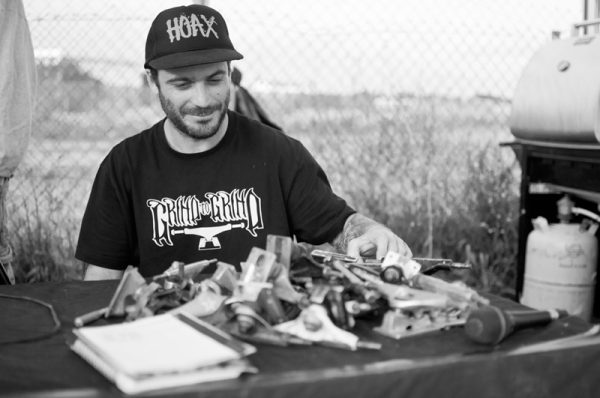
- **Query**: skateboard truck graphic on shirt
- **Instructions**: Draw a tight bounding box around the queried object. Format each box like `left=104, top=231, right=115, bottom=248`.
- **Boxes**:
left=171, top=222, right=245, bottom=250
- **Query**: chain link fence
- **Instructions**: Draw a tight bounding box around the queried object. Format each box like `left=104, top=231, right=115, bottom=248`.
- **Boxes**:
left=8, top=0, right=581, bottom=288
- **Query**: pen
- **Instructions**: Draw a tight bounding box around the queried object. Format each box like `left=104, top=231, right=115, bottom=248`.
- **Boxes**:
left=74, top=307, right=108, bottom=327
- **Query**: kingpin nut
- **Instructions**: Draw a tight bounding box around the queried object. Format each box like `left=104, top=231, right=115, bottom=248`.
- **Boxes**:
left=237, top=314, right=256, bottom=334
left=302, top=311, right=323, bottom=332
left=380, top=266, right=404, bottom=284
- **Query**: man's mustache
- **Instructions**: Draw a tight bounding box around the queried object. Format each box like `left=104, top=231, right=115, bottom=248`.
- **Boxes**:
left=183, top=104, right=223, bottom=116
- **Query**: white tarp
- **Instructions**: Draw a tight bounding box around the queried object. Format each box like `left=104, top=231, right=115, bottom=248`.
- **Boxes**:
left=0, top=0, right=36, bottom=177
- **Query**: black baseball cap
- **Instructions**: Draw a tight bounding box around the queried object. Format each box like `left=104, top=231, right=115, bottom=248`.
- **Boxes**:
left=144, top=4, right=243, bottom=70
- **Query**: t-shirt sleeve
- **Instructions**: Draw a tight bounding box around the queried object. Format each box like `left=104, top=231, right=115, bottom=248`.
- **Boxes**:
left=75, top=148, right=136, bottom=270
left=283, top=141, right=355, bottom=244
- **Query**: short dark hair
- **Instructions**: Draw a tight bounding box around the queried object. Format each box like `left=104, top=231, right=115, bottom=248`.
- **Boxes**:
left=148, top=67, right=159, bottom=86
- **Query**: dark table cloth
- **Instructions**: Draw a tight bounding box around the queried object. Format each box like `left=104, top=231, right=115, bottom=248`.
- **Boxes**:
left=0, top=280, right=599, bottom=398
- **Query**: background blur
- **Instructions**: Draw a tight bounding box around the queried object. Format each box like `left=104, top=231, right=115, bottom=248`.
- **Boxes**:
left=8, top=0, right=583, bottom=296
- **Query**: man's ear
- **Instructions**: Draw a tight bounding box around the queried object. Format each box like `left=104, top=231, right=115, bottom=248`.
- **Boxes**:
left=144, top=69, right=159, bottom=94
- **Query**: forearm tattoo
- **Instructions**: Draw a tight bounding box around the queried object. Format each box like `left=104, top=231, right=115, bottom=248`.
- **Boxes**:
left=331, top=213, right=378, bottom=253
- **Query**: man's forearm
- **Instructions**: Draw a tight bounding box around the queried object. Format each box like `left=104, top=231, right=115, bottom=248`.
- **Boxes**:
left=83, top=264, right=124, bottom=281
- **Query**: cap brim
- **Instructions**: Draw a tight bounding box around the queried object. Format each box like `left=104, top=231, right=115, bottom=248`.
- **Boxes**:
left=146, top=48, right=243, bottom=69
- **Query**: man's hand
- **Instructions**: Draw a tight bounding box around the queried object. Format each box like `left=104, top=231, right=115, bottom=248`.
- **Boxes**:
left=331, top=213, right=412, bottom=260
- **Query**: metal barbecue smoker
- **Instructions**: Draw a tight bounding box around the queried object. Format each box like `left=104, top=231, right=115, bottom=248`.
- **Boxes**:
left=505, top=15, right=600, bottom=322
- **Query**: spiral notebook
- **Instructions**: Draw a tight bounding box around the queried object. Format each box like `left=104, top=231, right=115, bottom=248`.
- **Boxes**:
left=69, top=312, right=256, bottom=395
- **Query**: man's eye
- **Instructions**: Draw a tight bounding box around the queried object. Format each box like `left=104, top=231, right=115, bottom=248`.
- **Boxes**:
left=169, top=80, right=191, bottom=88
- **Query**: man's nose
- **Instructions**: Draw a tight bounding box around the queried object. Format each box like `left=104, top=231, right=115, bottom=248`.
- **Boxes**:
left=190, top=83, right=211, bottom=107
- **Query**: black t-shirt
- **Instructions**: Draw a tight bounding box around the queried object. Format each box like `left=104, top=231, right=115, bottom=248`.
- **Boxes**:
left=75, top=111, right=355, bottom=277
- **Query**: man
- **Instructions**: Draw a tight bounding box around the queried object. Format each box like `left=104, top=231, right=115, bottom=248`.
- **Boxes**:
left=76, top=4, right=411, bottom=280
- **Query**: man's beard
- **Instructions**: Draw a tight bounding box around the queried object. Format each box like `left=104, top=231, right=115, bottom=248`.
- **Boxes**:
left=159, top=89, right=230, bottom=140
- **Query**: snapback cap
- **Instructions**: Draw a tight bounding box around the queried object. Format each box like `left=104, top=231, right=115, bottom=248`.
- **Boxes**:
left=144, top=4, right=243, bottom=69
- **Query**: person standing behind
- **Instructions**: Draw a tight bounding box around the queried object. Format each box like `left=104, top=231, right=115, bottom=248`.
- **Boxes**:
left=0, top=0, right=36, bottom=284
left=229, top=66, right=282, bottom=131
left=76, top=4, right=411, bottom=280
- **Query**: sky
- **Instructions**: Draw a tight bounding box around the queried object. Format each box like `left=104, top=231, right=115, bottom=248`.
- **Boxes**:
left=22, top=0, right=583, bottom=98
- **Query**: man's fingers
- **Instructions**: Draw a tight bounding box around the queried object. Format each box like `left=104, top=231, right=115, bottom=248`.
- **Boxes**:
left=403, top=243, right=413, bottom=258
left=375, top=235, right=391, bottom=260
left=347, top=229, right=412, bottom=260
left=393, top=238, right=412, bottom=258
left=346, top=237, right=362, bottom=259
left=347, top=237, right=374, bottom=259
left=359, top=241, right=377, bottom=258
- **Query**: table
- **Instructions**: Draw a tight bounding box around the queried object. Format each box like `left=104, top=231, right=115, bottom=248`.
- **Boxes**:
left=1, top=280, right=599, bottom=398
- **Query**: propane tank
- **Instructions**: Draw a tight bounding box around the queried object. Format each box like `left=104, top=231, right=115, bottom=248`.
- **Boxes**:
left=521, top=195, right=599, bottom=321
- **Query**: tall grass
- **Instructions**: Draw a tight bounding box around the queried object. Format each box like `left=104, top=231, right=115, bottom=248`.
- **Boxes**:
left=8, top=177, right=84, bottom=282
left=266, top=93, right=520, bottom=298
left=6, top=90, right=520, bottom=298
